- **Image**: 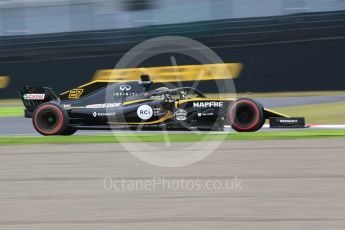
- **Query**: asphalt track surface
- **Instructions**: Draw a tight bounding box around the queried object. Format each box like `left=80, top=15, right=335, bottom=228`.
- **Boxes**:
left=1, top=95, right=345, bottom=136
left=1, top=139, right=345, bottom=229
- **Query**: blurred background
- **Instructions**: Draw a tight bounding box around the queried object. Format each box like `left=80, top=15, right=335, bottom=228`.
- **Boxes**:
left=1, top=0, right=345, bottom=98
left=2, top=3, right=345, bottom=230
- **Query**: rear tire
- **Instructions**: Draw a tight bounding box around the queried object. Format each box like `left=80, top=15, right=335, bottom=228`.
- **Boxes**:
left=227, top=98, right=265, bottom=132
left=32, top=102, right=69, bottom=136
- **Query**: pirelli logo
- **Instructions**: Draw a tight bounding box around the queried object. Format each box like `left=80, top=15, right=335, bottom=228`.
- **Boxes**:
left=68, top=89, right=84, bottom=99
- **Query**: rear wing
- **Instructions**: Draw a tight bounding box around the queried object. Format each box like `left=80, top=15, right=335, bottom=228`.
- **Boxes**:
left=18, top=86, right=59, bottom=118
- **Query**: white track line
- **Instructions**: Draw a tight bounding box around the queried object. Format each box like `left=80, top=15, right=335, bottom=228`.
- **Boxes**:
left=309, top=124, right=345, bottom=129
left=262, top=124, right=345, bottom=129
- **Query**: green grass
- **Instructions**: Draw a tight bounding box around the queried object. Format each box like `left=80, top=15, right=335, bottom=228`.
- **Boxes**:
left=0, top=107, right=23, bottom=117
left=272, top=101, right=345, bottom=124
left=1, top=130, right=345, bottom=145
left=0, top=99, right=23, bottom=107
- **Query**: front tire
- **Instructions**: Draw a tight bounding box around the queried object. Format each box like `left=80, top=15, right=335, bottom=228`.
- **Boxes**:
left=227, top=98, right=265, bottom=132
left=60, top=127, right=77, bottom=136
left=32, top=102, right=69, bottom=136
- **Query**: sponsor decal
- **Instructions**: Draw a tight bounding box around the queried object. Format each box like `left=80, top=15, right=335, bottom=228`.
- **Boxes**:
left=119, top=85, right=131, bottom=91
left=106, top=103, right=121, bottom=108
left=86, top=103, right=121, bottom=109
left=114, top=92, right=138, bottom=97
left=68, top=89, right=84, bottom=99
left=174, top=109, right=187, bottom=121
left=23, top=94, right=45, bottom=100
left=150, top=95, right=165, bottom=100
left=197, top=112, right=214, bottom=117
left=62, top=104, right=71, bottom=109
left=93, top=112, right=116, bottom=117
left=87, top=104, right=102, bottom=109
left=153, top=107, right=165, bottom=116
left=193, top=101, right=223, bottom=108
left=115, top=85, right=137, bottom=97
left=137, top=105, right=153, bottom=120
left=138, top=80, right=152, bottom=85
left=279, top=119, right=298, bottom=123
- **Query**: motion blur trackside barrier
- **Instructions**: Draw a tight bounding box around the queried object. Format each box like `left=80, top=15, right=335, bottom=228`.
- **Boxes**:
left=0, top=76, right=9, bottom=89
left=1, top=11, right=345, bottom=98
left=92, top=64, right=243, bottom=82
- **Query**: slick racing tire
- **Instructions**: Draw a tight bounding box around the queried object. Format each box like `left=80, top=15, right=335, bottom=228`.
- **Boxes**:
left=32, top=102, right=69, bottom=136
left=227, top=98, right=265, bottom=132
left=60, top=127, right=77, bottom=136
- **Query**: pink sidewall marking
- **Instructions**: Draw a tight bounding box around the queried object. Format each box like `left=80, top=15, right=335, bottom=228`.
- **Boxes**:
left=34, top=105, right=64, bottom=135
left=228, top=100, right=261, bottom=131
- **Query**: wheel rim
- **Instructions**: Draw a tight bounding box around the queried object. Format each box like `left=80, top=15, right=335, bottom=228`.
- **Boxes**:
left=229, top=100, right=261, bottom=131
left=38, top=109, right=59, bottom=131
left=235, top=104, right=256, bottom=126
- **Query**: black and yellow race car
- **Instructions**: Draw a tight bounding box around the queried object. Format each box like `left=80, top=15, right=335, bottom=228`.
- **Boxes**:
left=19, top=64, right=305, bottom=135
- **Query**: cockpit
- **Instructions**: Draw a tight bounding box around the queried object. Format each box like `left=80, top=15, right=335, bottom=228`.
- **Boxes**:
left=147, top=87, right=206, bottom=100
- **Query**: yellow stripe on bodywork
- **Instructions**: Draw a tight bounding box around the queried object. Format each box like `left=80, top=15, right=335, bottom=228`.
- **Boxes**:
left=264, top=108, right=290, bottom=118
left=108, top=113, right=173, bottom=125
left=93, top=63, right=242, bottom=82
left=0, top=76, right=9, bottom=89
left=122, top=99, right=152, bottom=106
left=60, top=80, right=123, bottom=96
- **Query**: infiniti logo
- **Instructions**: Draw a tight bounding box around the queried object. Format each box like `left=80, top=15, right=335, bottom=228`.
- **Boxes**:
left=120, top=85, right=131, bottom=91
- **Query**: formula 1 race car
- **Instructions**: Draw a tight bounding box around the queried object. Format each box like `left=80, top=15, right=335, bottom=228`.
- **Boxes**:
left=19, top=64, right=306, bottom=135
